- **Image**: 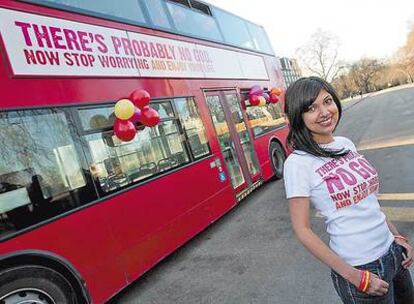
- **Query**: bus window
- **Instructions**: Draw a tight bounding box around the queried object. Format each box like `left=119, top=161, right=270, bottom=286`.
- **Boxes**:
left=152, top=102, right=175, bottom=119
left=0, top=109, right=97, bottom=236
left=141, top=0, right=173, bottom=29
left=81, top=102, right=191, bottom=193
left=246, top=103, right=287, bottom=137
left=213, top=8, right=253, bottom=49
left=166, top=1, right=222, bottom=41
left=37, top=0, right=147, bottom=24
left=174, top=97, right=210, bottom=159
left=78, top=106, right=114, bottom=131
left=246, top=22, right=274, bottom=54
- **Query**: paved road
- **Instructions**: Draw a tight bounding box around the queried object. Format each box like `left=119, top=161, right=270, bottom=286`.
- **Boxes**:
left=113, top=86, right=414, bottom=304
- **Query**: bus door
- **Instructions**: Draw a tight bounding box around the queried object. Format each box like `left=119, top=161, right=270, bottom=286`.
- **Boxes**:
left=205, top=90, right=261, bottom=196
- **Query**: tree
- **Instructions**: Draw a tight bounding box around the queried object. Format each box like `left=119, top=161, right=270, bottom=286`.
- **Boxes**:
left=395, top=24, right=414, bottom=83
left=332, top=71, right=357, bottom=99
left=349, top=58, right=383, bottom=93
left=296, top=29, right=343, bottom=82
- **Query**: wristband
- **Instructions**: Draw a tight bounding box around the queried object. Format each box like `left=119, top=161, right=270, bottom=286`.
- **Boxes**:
left=362, top=271, right=370, bottom=292
left=358, top=270, right=366, bottom=291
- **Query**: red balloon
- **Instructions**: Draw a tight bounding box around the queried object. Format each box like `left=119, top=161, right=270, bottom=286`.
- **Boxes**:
left=114, top=119, right=136, bottom=141
left=130, top=89, right=150, bottom=109
left=141, top=107, right=160, bottom=127
left=249, top=94, right=261, bottom=106
left=269, top=93, right=279, bottom=104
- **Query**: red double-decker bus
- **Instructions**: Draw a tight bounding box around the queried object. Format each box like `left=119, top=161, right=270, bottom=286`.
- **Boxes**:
left=0, top=0, right=288, bottom=302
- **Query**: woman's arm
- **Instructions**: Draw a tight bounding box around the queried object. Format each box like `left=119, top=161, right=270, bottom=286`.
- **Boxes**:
left=386, top=219, right=400, bottom=235
left=289, top=197, right=389, bottom=295
left=386, top=219, right=414, bottom=268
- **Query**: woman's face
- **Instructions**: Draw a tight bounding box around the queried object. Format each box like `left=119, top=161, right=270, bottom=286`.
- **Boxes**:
left=302, top=89, right=339, bottom=144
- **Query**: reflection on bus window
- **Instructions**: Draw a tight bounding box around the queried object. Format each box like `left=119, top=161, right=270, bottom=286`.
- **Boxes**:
left=245, top=22, right=273, bottom=54
left=206, top=95, right=245, bottom=188
left=224, top=93, right=260, bottom=176
left=0, top=109, right=96, bottom=237
left=246, top=103, right=286, bottom=137
left=175, top=97, right=210, bottom=158
left=213, top=8, right=253, bottom=49
left=79, top=106, right=114, bottom=131
left=151, top=102, right=175, bottom=119
left=84, top=115, right=190, bottom=193
left=141, top=0, right=173, bottom=29
left=166, top=2, right=222, bottom=41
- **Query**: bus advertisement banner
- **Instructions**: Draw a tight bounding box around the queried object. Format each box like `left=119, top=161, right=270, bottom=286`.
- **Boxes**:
left=0, top=8, right=269, bottom=80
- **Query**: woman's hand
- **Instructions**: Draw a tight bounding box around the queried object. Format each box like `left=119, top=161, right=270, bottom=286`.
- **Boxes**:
left=395, top=239, right=414, bottom=269
left=366, top=272, right=389, bottom=296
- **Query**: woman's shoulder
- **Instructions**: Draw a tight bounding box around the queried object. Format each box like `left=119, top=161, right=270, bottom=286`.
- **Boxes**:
left=333, top=136, right=357, bottom=150
left=284, top=151, right=316, bottom=179
left=285, top=150, right=314, bottom=166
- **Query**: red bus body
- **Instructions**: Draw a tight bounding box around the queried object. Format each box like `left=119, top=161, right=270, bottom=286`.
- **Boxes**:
left=0, top=1, right=288, bottom=302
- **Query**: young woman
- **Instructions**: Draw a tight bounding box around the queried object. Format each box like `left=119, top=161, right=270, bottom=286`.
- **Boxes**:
left=283, top=76, right=414, bottom=303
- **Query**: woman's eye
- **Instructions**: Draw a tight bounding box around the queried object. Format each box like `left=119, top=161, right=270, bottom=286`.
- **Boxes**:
left=325, top=98, right=333, bottom=104
left=308, top=105, right=316, bottom=112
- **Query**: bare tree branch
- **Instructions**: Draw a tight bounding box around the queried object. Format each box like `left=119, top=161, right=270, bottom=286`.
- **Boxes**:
left=296, top=29, right=342, bottom=82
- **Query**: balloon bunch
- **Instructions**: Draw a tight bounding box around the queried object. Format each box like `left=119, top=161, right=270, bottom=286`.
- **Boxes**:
left=113, top=89, right=160, bottom=142
left=248, top=85, right=283, bottom=106
left=269, top=87, right=282, bottom=103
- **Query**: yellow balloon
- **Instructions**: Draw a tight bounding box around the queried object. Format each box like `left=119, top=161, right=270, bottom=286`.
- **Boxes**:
left=114, top=99, right=134, bottom=120
left=258, top=96, right=267, bottom=107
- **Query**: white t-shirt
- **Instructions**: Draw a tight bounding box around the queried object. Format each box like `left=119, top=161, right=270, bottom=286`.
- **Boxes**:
left=283, top=136, right=394, bottom=266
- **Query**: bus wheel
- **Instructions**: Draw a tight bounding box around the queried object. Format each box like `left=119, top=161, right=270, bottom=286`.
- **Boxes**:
left=269, top=142, right=285, bottom=180
left=0, top=265, right=76, bottom=304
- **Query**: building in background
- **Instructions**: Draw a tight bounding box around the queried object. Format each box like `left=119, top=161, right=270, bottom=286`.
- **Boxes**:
left=280, top=57, right=302, bottom=87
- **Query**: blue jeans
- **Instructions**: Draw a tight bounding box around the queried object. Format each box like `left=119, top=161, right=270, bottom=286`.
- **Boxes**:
left=331, top=242, right=414, bottom=303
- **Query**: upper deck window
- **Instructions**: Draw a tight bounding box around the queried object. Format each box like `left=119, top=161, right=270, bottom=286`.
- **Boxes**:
left=213, top=8, right=254, bottom=49
left=189, top=0, right=211, bottom=15
left=246, top=22, right=273, bottom=54
left=168, top=0, right=212, bottom=16
left=30, top=0, right=146, bottom=24
left=166, top=1, right=222, bottom=42
left=141, top=0, right=173, bottom=30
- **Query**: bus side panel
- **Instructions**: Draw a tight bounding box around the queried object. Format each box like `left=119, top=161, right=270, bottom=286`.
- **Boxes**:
left=0, top=206, right=127, bottom=303
left=0, top=156, right=235, bottom=303
left=105, top=156, right=235, bottom=285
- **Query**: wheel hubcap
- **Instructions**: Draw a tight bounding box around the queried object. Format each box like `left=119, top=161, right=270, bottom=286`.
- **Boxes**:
left=0, top=288, right=55, bottom=304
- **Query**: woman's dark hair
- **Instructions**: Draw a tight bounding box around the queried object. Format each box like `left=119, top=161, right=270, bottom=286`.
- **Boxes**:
left=284, top=76, right=347, bottom=158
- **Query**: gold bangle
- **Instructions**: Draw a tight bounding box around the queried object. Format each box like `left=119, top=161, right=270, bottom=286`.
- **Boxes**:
left=362, top=271, right=370, bottom=292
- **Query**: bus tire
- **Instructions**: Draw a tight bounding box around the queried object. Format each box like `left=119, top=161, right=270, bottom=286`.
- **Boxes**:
left=269, top=141, right=285, bottom=180
left=0, top=265, right=76, bottom=304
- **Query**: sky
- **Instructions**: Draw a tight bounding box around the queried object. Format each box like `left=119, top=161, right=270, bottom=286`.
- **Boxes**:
left=206, top=0, right=414, bottom=63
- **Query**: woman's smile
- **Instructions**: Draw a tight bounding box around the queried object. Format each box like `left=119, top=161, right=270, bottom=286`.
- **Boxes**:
left=317, top=116, right=333, bottom=127
left=302, top=89, right=339, bottom=143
